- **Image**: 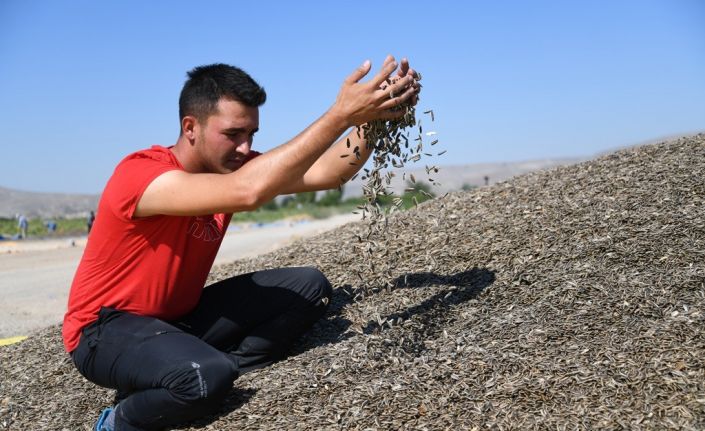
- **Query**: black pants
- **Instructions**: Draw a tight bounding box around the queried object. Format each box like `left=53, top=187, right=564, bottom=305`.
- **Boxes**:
left=71, top=267, right=332, bottom=431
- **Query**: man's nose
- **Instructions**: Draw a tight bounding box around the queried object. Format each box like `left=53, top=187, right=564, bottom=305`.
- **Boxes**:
left=236, top=140, right=251, bottom=155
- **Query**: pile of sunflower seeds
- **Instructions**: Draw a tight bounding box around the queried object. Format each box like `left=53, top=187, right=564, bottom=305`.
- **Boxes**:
left=2, top=134, right=704, bottom=430
left=349, top=102, right=441, bottom=296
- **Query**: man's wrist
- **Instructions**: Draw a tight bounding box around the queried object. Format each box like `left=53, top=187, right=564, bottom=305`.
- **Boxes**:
left=326, top=104, right=354, bottom=130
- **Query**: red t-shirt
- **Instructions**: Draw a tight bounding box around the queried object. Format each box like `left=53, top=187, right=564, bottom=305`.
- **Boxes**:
left=62, top=145, right=259, bottom=352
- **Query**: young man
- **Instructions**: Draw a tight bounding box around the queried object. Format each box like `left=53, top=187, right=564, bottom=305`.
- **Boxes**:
left=63, top=56, right=420, bottom=431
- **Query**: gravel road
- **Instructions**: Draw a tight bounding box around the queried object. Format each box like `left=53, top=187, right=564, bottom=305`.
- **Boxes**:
left=0, top=213, right=357, bottom=339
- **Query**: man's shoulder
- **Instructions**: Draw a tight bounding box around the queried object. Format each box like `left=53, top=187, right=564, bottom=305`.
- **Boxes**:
left=118, top=145, right=182, bottom=169
left=100, top=146, right=183, bottom=219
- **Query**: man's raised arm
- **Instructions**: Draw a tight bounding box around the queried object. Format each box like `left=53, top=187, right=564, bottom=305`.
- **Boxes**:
left=280, top=57, right=421, bottom=194
left=135, top=57, right=417, bottom=217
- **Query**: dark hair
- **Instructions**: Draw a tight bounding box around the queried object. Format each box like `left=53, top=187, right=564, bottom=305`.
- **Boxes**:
left=179, top=63, right=266, bottom=126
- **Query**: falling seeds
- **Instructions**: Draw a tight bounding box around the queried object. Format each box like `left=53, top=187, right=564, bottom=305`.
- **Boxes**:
left=342, top=83, right=445, bottom=294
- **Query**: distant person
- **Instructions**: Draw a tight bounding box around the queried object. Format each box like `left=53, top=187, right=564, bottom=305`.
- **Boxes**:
left=17, top=214, right=28, bottom=239
left=45, top=220, right=58, bottom=234
left=63, top=58, right=421, bottom=430
left=86, top=210, right=95, bottom=234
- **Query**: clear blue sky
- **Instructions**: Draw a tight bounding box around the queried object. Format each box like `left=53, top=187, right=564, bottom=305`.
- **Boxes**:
left=1, top=0, right=704, bottom=194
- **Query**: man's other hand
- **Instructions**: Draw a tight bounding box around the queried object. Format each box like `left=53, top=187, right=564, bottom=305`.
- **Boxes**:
left=330, top=55, right=418, bottom=126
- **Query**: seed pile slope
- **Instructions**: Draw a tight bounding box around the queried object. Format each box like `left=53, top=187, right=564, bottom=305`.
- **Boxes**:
left=1, top=135, right=703, bottom=430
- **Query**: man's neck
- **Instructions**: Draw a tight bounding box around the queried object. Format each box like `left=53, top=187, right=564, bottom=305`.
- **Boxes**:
left=170, top=137, right=202, bottom=173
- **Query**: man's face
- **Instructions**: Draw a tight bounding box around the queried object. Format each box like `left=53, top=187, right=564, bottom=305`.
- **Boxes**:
left=195, top=98, right=259, bottom=174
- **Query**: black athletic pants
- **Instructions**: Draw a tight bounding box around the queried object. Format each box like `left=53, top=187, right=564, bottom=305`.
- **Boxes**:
left=71, top=267, right=332, bottom=431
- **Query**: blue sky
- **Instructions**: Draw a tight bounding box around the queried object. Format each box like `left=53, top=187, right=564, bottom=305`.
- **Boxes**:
left=1, top=0, right=704, bottom=194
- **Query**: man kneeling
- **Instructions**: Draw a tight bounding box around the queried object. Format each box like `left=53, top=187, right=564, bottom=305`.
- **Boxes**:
left=63, top=57, right=420, bottom=431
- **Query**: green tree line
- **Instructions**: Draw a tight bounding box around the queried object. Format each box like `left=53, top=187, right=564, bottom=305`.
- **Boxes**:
left=2, top=182, right=437, bottom=238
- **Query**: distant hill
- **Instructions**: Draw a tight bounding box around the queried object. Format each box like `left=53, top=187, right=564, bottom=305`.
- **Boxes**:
left=341, top=157, right=586, bottom=198
left=0, top=186, right=99, bottom=219
left=3, top=132, right=701, bottom=219
left=0, top=158, right=583, bottom=219
left=341, top=131, right=705, bottom=198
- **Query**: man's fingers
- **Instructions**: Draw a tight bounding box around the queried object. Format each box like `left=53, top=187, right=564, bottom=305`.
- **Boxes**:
left=407, top=67, right=421, bottom=100
left=382, top=54, right=395, bottom=67
left=370, top=57, right=398, bottom=87
left=397, top=58, right=410, bottom=78
left=378, top=111, right=405, bottom=121
left=381, top=75, right=414, bottom=99
left=377, top=85, right=416, bottom=110
left=345, top=60, right=372, bottom=84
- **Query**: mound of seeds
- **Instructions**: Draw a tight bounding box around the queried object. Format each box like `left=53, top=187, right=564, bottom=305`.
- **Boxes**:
left=2, top=134, right=704, bottom=430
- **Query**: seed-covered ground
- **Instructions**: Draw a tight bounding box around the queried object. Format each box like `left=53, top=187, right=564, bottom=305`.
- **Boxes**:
left=1, top=134, right=703, bottom=430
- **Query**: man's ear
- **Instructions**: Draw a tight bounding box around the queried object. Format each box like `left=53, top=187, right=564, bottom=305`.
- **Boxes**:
left=181, top=116, right=198, bottom=143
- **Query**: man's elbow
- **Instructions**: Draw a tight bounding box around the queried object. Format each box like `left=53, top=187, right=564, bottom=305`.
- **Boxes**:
left=306, top=172, right=341, bottom=192
left=322, top=177, right=345, bottom=191
left=245, top=187, right=279, bottom=211
left=225, top=189, right=262, bottom=212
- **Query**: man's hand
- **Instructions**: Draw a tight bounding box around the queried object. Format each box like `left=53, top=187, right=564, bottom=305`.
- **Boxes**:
left=279, top=56, right=423, bottom=195
left=330, top=55, right=418, bottom=127
left=383, top=57, right=421, bottom=108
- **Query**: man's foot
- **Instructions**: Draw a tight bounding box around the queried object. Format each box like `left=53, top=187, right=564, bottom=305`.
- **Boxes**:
left=94, top=406, right=115, bottom=431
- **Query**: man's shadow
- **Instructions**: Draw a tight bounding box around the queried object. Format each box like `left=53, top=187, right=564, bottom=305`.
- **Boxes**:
left=294, top=266, right=496, bottom=353
left=182, top=267, right=494, bottom=428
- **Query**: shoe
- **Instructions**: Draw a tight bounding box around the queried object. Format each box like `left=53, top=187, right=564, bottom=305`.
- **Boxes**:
left=94, top=407, right=114, bottom=431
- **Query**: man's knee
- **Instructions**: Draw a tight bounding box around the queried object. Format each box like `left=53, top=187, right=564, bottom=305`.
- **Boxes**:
left=163, top=354, right=236, bottom=406
left=297, top=267, right=332, bottom=307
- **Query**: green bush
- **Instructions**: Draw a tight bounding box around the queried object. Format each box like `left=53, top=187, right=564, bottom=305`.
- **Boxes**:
left=399, top=180, right=435, bottom=207
left=0, top=217, right=89, bottom=238
left=260, top=199, right=278, bottom=211
left=318, top=189, right=343, bottom=207
left=294, top=191, right=317, bottom=205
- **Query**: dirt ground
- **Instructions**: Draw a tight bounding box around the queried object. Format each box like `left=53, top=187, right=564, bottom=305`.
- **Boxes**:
left=0, top=213, right=357, bottom=339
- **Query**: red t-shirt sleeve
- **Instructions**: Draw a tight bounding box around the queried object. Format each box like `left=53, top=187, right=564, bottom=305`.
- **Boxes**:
left=104, top=148, right=261, bottom=221
left=103, top=152, right=180, bottom=221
